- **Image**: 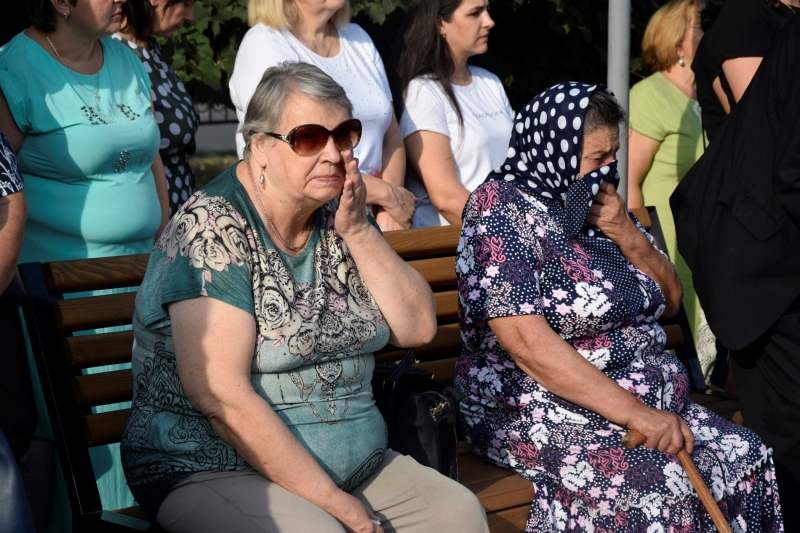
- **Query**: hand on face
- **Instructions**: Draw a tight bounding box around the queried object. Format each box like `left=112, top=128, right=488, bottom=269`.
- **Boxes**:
left=585, top=181, right=637, bottom=244
left=334, top=150, right=370, bottom=238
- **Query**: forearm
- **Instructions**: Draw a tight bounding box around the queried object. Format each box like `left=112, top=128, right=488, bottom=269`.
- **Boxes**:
left=152, top=154, right=170, bottom=237
left=342, top=223, right=436, bottom=346
left=433, top=186, right=470, bottom=226
left=363, top=173, right=392, bottom=206
left=206, top=389, right=343, bottom=513
left=0, top=193, right=26, bottom=294
left=615, top=223, right=682, bottom=316
left=380, top=122, right=406, bottom=189
left=493, top=315, right=641, bottom=426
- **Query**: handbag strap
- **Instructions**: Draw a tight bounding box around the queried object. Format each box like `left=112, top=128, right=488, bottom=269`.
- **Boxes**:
left=387, top=348, right=416, bottom=382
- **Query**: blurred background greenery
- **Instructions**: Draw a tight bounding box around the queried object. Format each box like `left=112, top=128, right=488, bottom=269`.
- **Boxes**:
left=170, top=0, right=666, bottom=187
left=162, top=0, right=664, bottom=109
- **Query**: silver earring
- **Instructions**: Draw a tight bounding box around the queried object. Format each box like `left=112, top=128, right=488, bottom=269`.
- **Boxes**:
left=678, top=57, right=685, bottom=67
left=63, top=12, right=69, bottom=22
left=259, top=169, right=265, bottom=185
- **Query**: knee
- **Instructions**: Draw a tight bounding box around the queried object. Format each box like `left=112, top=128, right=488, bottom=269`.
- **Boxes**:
left=420, top=477, right=488, bottom=533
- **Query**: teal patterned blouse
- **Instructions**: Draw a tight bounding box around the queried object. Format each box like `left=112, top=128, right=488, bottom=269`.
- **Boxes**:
left=121, top=165, right=390, bottom=516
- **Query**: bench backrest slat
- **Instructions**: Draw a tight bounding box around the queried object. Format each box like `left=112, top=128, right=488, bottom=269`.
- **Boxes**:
left=53, top=292, right=137, bottom=333
left=64, top=331, right=135, bottom=370
left=44, top=254, right=150, bottom=294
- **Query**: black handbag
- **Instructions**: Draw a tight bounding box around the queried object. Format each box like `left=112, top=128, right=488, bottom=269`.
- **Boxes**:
left=372, top=348, right=460, bottom=480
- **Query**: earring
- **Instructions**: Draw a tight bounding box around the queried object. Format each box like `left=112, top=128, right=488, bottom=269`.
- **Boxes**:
left=259, top=168, right=265, bottom=185
left=678, top=57, right=685, bottom=67
left=63, top=12, right=69, bottom=22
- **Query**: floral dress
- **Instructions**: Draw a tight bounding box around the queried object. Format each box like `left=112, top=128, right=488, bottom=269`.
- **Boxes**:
left=455, top=179, right=784, bottom=532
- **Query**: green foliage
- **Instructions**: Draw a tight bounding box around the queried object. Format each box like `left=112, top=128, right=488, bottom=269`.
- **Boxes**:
left=156, top=0, right=248, bottom=103
left=160, top=0, right=664, bottom=108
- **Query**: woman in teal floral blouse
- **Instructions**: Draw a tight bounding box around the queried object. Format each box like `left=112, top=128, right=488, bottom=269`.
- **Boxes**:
left=121, top=62, right=488, bottom=533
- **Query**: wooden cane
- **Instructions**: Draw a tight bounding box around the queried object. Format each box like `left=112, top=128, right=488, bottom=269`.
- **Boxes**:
left=622, top=429, right=733, bottom=533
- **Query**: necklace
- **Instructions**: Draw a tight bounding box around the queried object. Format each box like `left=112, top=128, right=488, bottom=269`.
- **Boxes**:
left=46, top=35, right=101, bottom=102
left=291, top=25, right=333, bottom=57
left=246, top=162, right=313, bottom=252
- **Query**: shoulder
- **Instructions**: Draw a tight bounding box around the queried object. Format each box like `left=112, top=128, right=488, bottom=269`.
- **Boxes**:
left=156, top=188, right=253, bottom=270
left=339, top=23, right=375, bottom=47
left=630, top=74, right=665, bottom=101
left=406, top=75, right=444, bottom=97
left=240, top=23, right=291, bottom=49
left=0, top=32, right=36, bottom=68
left=469, top=66, right=503, bottom=86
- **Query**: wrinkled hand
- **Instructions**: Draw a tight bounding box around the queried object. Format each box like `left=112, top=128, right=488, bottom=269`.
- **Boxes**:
left=586, top=182, right=638, bottom=245
left=625, top=404, right=695, bottom=455
left=380, top=184, right=416, bottom=230
left=329, top=490, right=384, bottom=533
left=335, top=151, right=371, bottom=238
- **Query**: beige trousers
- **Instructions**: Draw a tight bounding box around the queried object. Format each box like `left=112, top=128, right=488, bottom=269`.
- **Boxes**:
left=156, top=450, right=489, bottom=533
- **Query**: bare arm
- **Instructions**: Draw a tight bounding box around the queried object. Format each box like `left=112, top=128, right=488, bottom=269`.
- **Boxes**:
left=170, top=297, right=383, bottom=533
left=404, top=131, right=470, bottom=226
left=0, top=89, right=23, bottom=152
left=374, top=112, right=408, bottom=231
left=0, top=192, right=26, bottom=294
left=151, top=153, right=170, bottom=238
left=489, top=314, right=694, bottom=454
left=337, top=150, right=437, bottom=347
left=626, top=129, right=661, bottom=209
left=587, top=182, right=683, bottom=317
left=711, top=76, right=731, bottom=114
left=721, top=57, right=762, bottom=103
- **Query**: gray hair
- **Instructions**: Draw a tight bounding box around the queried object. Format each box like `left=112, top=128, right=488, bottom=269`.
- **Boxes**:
left=584, top=90, right=627, bottom=135
left=240, top=61, right=354, bottom=159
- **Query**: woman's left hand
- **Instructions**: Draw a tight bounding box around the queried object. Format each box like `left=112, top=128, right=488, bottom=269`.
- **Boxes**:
left=335, top=150, right=371, bottom=238
left=586, top=181, right=637, bottom=245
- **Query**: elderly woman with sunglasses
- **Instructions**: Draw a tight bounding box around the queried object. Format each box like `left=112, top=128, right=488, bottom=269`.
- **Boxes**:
left=121, top=62, right=488, bottom=533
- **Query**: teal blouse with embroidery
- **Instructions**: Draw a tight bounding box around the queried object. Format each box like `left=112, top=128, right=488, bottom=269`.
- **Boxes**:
left=121, top=164, right=390, bottom=516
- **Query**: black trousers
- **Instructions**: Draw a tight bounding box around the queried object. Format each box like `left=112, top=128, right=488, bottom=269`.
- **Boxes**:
left=732, top=303, right=800, bottom=530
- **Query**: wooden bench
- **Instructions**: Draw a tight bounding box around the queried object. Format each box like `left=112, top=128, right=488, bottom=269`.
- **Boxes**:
left=18, top=207, right=738, bottom=533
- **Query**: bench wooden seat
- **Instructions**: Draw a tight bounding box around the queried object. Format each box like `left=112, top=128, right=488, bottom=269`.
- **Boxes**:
left=19, top=207, right=738, bottom=533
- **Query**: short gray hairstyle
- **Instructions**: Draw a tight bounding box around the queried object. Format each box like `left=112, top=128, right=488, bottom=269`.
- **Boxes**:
left=584, top=90, right=627, bottom=135
left=240, top=61, right=354, bottom=159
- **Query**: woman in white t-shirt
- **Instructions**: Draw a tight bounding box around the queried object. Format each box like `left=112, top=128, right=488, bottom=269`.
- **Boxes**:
left=230, top=0, right=416, bottom=230
left=396, top=0, right=513, bottom=227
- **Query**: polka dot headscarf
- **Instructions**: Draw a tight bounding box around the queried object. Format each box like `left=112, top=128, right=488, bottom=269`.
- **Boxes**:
left=486, top=82, right=621, bottom=239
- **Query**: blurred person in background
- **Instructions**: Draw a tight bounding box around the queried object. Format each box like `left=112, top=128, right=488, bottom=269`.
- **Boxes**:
left=627, top=0, right=715, bottom=378
left=116, top=0, right=200, bottom=215
left=230, top=0, right=416, bottom=231
left=0, top=0, right=170, bottom=528
left=693, top=0, right=796, bottom=140
left=393, top=0, right=513, bottom=228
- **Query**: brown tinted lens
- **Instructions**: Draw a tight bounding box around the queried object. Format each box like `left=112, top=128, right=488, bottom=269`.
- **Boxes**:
left=331, top=119, right=362, bottom=151
left=291, top=125, right=329, bottom=155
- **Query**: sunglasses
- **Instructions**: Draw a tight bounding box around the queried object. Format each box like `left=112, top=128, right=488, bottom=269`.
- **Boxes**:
left=265, top=118, right=362, bottom=156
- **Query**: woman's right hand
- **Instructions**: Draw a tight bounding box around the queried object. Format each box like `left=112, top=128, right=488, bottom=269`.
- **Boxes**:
left=625, top=404, right=694, bottom=455
left=327, top=490, right=384, bottom=533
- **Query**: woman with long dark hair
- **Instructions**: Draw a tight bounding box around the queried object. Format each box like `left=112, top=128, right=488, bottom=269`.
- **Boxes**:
left=394, top=0, right=513, bottom=227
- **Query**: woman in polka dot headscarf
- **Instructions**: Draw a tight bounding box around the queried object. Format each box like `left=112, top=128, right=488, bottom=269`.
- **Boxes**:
left=454, top=83, right=784, bottom=531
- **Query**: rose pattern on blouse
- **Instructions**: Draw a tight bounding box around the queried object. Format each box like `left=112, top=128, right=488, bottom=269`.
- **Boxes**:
left=454, top=181, right=784, bottom=532
left=155, top=191, right=386, bottom=424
